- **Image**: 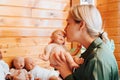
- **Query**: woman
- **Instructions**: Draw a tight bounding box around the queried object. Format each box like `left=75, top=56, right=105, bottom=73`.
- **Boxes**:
left=51, top=5, right=119, bottom=80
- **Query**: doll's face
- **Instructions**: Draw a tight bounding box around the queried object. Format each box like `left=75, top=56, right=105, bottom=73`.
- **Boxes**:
left=25, top=57, right=35, bottom=71
left=51, top=30, right=66, bottom=45
left=13, top=57, right=24, bottom=69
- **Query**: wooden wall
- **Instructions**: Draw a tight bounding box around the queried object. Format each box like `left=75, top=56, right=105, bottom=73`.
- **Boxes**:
left=0, top=0, right=71, bottom=68
left=97, top=0, right=120, bottom=69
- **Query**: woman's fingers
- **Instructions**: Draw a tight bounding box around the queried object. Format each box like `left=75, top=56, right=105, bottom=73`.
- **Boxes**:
left=59, top=51, right=66, bottom=62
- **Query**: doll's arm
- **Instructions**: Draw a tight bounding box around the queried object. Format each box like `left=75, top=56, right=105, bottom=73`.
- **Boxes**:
left=11, top=70, right=21, bottom=80
left=24, top=69, right=30, bottom=80
left=71, top=44, right=82, bottom=56
left=39, top=45, right=51, bottom=61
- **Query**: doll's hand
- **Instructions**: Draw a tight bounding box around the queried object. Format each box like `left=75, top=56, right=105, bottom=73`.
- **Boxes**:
left=39, top=54, right=48, bottom=61
left=5, top=74, right=12, bottom=80
left=74, top=57, right=84, bottom=65
left=76, top=44, right=82, bottom=50
left=27, top=73, right=32, bottom=80
left=14, top=70, right=21, bottom=76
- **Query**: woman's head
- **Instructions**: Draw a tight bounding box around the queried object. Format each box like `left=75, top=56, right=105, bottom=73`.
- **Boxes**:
left=65, top=5, right=108, bottom=43
left=50, top=30, right=66, bottom=45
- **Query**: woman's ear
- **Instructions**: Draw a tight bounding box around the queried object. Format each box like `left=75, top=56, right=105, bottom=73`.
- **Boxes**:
left=79, top=21, right=86, bottom=30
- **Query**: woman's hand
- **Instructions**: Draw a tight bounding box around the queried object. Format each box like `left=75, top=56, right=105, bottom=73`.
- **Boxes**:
left=50, top=52, right=72, bottom=79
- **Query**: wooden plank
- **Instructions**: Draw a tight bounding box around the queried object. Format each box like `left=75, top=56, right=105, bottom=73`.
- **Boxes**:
left=100, top=11, right=120, bottom=19
left=1, top=46, right=45, bottom=57
left=103, top=18, right=120, bottom=28
left=0, top=6, right=31, bottom=17
left=0, top=16, right=67, bottom=28
left=0, top=0, right=70, bottom=10
left=33, top=0, right=70, bottom=11
left=0, top=16, right=33, bottom=27
left=104, top=28, right=120, bottom=36
left=110, top=36, right=120, bottom=44
left=0, top=37, right=50, bottom=48
left=97, top=2, right=120, bottom=12
left=97, top=0, right=120, bottom=5
left=47, top=0, right=70, bottom=3
left=33, top=19, right=67, bottom=28
left=0, top=27, right=63, bottom=37
left=114, top=44, right=120, bottom=53
left=115, top=53, right=120, bottom=61
left=0, top=0, right=32, bottom=7
left=32, top=9, right=68, bottom=19
left=0, top=5, right=69, bottom=21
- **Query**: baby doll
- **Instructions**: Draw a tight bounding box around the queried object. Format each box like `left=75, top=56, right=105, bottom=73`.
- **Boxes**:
left=0, top=51, right=11, bottom=80
left=10, top=56, right=29, bottom=80
left=39, top=30, right=79, bottom=69
left=25, top=57, right=61, bottom=80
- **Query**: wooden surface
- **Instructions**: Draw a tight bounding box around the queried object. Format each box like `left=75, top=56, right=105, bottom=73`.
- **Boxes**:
left=0, top=0, right=71, bottom=68
left=97, top=0, right=120, bottom=69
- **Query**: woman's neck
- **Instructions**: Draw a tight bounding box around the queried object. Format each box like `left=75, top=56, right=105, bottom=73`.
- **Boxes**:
left=80, top=35, right=96, bottom=49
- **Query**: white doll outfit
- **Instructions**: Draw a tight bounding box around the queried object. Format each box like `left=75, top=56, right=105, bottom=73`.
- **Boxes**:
left=0, top=60, right=10, bottom=80
left=29, top=65, right=59, bottom=80
left=45, top=43, right=66, bottom=65
left=10, top=68, right=28, bottom=80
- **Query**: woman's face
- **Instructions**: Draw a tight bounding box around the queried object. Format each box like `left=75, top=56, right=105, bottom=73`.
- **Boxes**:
left=64, top=15, right=80, bottom=42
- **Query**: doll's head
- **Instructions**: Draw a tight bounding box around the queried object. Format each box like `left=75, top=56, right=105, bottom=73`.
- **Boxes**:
left=24, top=57, right=35, bottom=71
left=0, top=51, right=2, bottom=60
left=13, top=57, right=25, bottom=70
left=50, top=30, right=66, bottom=45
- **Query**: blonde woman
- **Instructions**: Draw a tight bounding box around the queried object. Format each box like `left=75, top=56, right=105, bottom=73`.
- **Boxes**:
left=51, top=5, right=119, bottom=80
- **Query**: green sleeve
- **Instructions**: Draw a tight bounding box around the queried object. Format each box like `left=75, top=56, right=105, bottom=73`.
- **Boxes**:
left=64, top=74, right=74, bottom=80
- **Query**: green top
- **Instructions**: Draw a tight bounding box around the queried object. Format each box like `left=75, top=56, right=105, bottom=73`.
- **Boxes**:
left=65, top=38, right=119, bottom=80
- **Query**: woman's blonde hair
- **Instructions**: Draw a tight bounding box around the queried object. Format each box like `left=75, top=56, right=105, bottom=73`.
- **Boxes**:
left=70, top=5, right=109, bottom=42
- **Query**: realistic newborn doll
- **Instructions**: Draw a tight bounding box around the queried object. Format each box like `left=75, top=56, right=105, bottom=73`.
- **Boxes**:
left=0, top=51, right=11, bottom=80
left=10, top=56, right=29, bottom=80
left=25, top=57, right=61, bottom=80
left=40, top=30, right=79, bottom=70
